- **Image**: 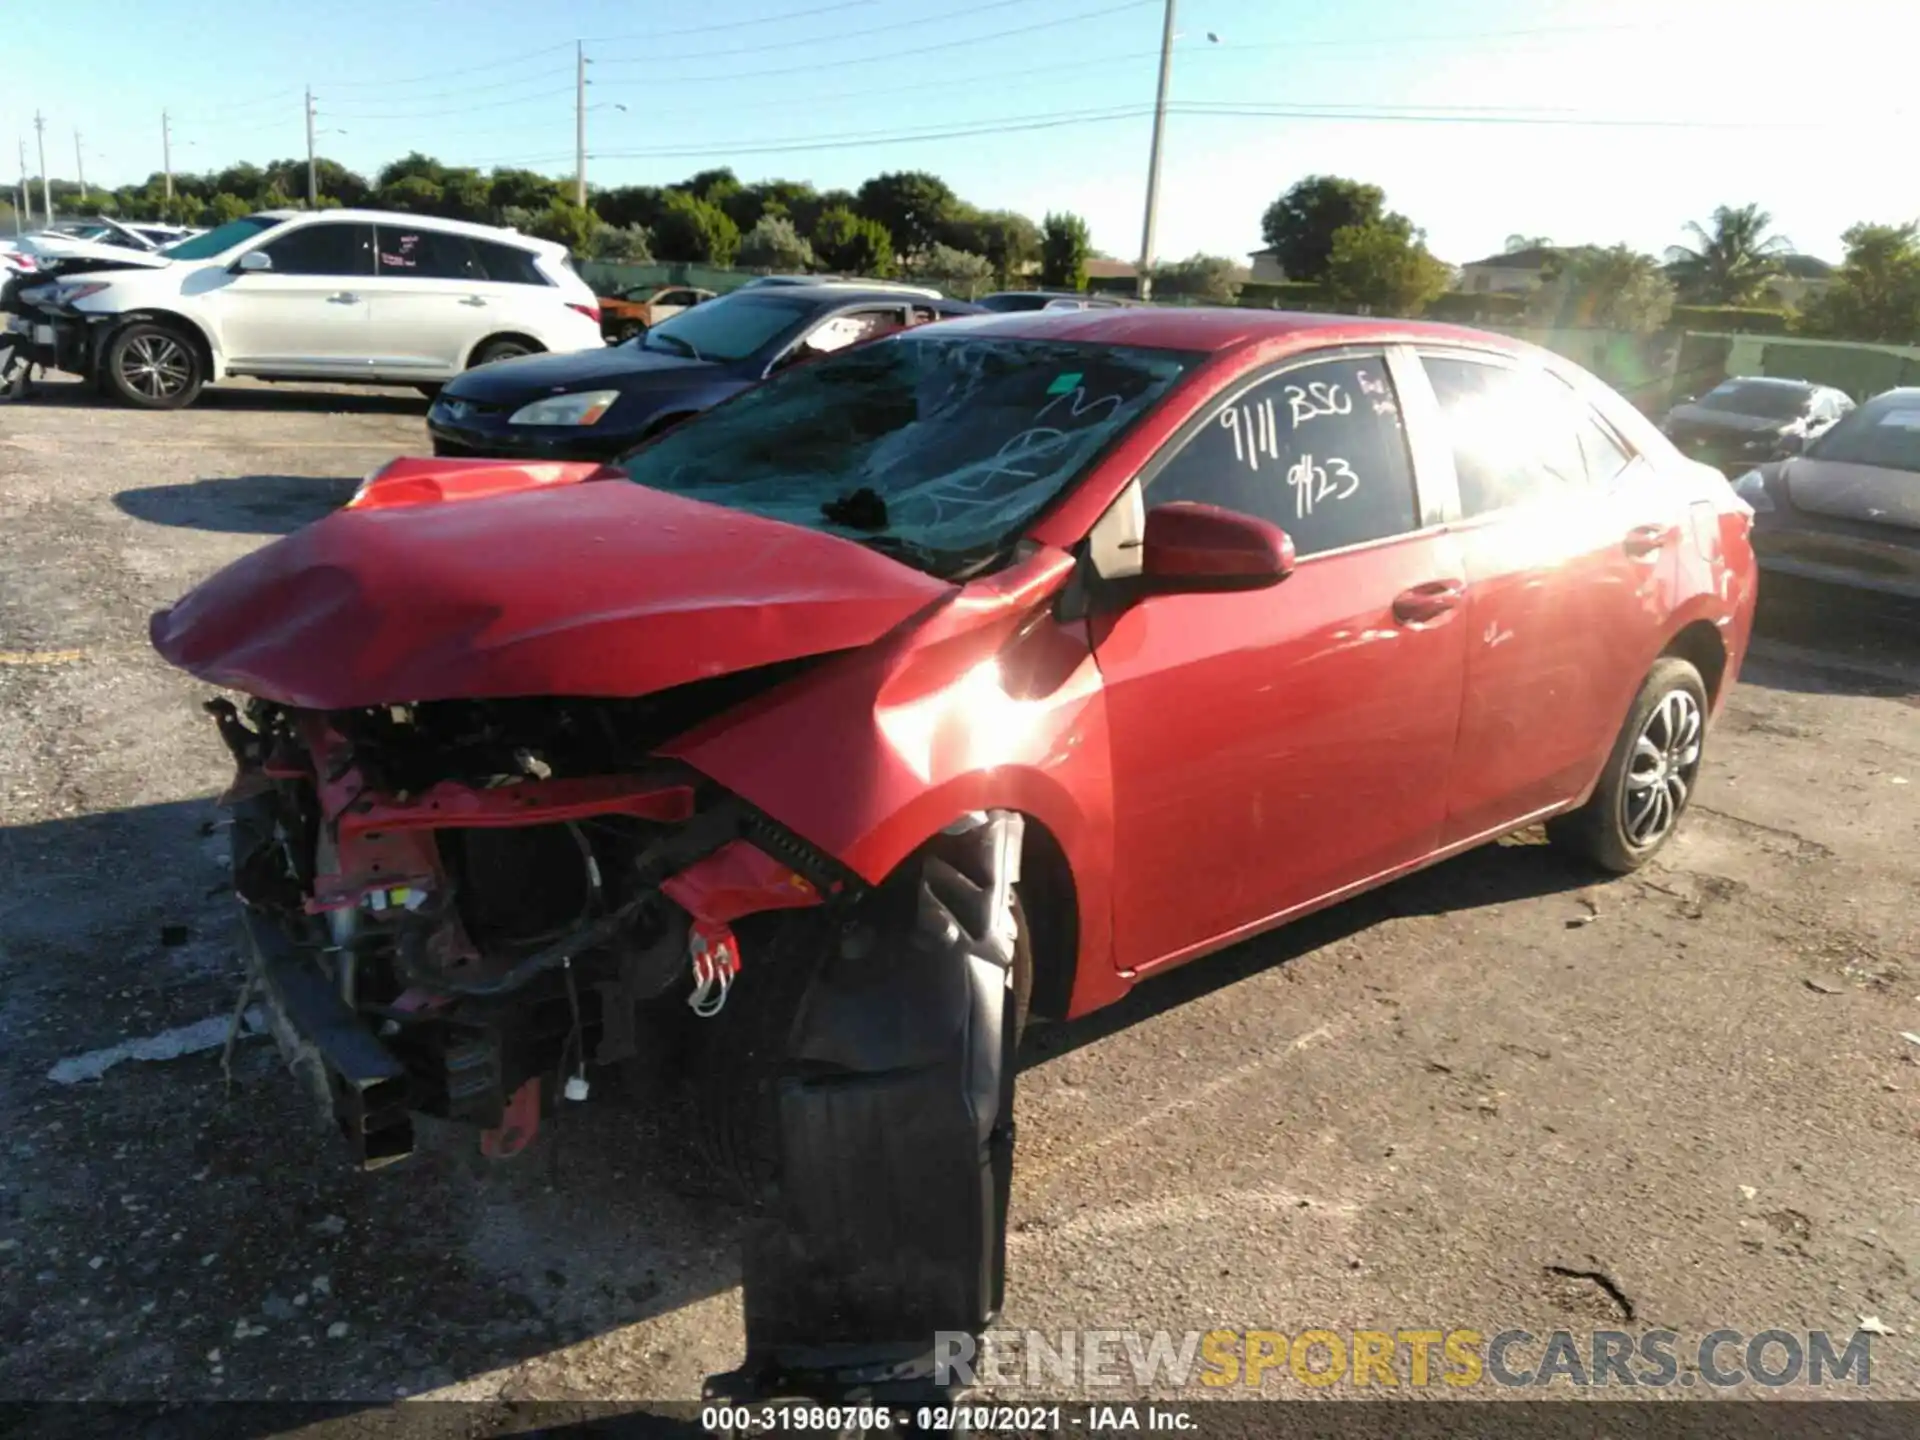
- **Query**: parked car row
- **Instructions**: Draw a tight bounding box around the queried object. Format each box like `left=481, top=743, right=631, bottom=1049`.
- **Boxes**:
left=1660, top=375, right=1854, bottom=472
left=151, top=304, right=1760, bottom=1402
left=0, top=197, right=1159, bottom=412
left=3, top=208, right=604, bottom=407
left=429, top=283, right=981, bottom=459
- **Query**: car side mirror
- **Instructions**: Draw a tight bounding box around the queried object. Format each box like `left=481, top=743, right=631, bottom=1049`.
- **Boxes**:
left=235, top=250, right=272, bottom=273
left=1141, top=502, right=1295, bottom=593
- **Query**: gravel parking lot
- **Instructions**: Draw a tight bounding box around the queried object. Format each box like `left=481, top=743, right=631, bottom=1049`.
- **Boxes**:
left=1, top=377, right=1916, bottom=1408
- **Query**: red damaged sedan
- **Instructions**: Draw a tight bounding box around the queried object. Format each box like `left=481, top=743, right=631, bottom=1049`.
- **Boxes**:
left=151, top=308, right=1756, bottom=1401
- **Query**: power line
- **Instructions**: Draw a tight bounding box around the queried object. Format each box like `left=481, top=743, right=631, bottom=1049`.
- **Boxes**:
left=323, top=86, right=577, bottom=123
left=322, top=67, right=576, bottom=110
left=593, top=105, right=1158, bottom=159
left=584, top=0, right=877, bottom=44
left=431, top=47, right=1169, bottom=140
left=599, top=0, right=1161, bottom=85
left=316, top=1, right=879, bottom=90
left=1174, top=101, right=1802, bottom=131
left=593, top=0, right=1037, bottom=67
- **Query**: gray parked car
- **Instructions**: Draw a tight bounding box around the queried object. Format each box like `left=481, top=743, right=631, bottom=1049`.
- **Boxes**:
left=1733, top=385, right=1920, bottom=600
left=1661, top=376, right=1853, bottom=473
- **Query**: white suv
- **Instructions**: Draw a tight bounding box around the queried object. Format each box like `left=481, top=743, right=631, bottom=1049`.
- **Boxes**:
left=11, top=209, right=605, bottom=408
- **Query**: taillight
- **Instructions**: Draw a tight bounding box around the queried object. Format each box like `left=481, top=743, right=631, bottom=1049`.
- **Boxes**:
left=568, top=303, right=601, bottom=324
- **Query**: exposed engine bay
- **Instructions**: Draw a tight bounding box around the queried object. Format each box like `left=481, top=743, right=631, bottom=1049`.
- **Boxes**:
left=1, top=256, right=152, bottom=395
left=212, top=679, right=1029, bottom=1404
left=212, top=674, right=846, bottom=1169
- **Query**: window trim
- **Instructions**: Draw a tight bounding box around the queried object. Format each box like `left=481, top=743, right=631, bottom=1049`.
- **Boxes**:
left=1407, top=344, right=1642, bottom=527
left=1132, top=343, right=1440, bottom=568
left=252, top=218, right=376, bottom=279
left=762, top=303, right=909, bottom=375
left=371, top=221, right=484, bottom=282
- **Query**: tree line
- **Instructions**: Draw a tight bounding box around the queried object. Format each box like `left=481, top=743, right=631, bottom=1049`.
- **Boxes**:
left=10, top=156, right=1917, bottom=339
left=1259, top=175, right=1920, bottom=342
left=4, top=154, right=1240, bottom=301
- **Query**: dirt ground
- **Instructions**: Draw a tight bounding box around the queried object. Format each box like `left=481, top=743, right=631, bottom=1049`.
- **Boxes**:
left=0, top=378, right=1916, bottom=1411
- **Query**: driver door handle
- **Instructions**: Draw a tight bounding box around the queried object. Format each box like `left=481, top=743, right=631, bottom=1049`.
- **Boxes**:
left=328, top=292, right=361, bottom=305
left=460, top=295, right=488, bottom=307
left=1624, top=523, right=1675, bottom=559
left=1392, top=579, right=1466, bottom=625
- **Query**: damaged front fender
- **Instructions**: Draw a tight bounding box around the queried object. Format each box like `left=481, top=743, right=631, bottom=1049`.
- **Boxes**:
left=711, top=813, right=1023, bottom=1404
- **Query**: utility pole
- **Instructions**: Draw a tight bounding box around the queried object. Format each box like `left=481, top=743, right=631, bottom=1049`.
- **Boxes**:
left=1135, top=0, right=1178, bottom=302
left=162, top=111, right=174, bottom=202
left=34, top=111, right=52, bottom=224
left=74, top=130, right=87, bottom=205
left=574, top=41, right=587, bottom=208
left=17, top=138, right=30, bottom=226
left=305, top=87, right=318, bottom=208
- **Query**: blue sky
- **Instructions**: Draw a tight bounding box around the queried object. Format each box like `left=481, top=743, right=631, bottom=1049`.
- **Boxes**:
left=7, top=0, right=1914, bottom=266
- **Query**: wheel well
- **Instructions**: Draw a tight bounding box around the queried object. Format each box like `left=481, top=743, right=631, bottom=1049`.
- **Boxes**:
left=466, top=332, right=546, bottom=368
left=1662, top=621, right=1728, bottom=706
left=110, top=310, right=215, bottom=377
left=1016, top=816, right=1079, bottom=1022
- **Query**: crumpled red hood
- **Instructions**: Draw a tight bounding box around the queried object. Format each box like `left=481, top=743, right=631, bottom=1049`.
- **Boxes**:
left=150, top=476, right=954, bottom=709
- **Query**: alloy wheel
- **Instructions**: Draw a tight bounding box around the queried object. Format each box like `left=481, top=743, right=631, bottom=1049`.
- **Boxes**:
left=120, top=333, right=193, bottom=400
left=1621, top=689, right=1703, bottom=849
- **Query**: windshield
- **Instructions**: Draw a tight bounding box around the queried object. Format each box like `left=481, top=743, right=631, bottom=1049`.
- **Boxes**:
left=1805, top=398, right=1920, bottom=472
left=617, top=333, right=1197, bottom=574
left=160, top=215, right=284, bottom=261
left=1697, top=382, right=1809, bottom=421
left=636, top=292, right=814, bottom=362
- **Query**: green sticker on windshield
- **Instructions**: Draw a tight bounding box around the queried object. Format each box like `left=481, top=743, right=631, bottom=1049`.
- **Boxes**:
left=1047, top=371, right=1084, bottom=395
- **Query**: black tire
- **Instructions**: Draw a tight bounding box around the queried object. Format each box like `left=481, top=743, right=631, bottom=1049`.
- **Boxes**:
left=1547, top=656, right=1708, bottom=873
left=470, top=338, right=537, bottom=368
left=692, top=896, right=1034, bottom=1205
left=104, top=322, right=204, bottom=409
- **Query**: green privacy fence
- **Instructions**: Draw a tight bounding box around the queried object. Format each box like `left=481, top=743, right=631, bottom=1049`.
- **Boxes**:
left=577, top=261, right=767, bottom=295
left=1487, top=327, right=1920, bottom=412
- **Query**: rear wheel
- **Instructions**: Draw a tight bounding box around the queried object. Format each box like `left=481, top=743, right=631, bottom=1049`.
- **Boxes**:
left=105, top=322, right=204, bottom=409
left=470, top=338, right=536, bottom=368
left=1547, top=657, right=1707, bottom=873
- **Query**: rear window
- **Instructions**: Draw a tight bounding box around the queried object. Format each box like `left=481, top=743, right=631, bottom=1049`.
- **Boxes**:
left=1806, top=400, right=1920, bottom=472
left=471, top=238, right=550, bottom=286
left=1698, top=382, right=1810, bottom=420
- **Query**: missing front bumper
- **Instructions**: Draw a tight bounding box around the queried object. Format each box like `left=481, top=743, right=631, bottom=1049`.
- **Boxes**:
left=239, top=904, right=415, bottom=1169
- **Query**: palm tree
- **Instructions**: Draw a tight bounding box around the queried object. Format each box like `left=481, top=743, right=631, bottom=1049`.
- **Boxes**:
left=1665, top=204, right=1793, bottom=305
left=1504, top=233, right=1552, bottom=253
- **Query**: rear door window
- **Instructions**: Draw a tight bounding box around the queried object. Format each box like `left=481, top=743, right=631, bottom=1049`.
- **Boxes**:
left=374, top=225, right=483, bottom=280
left=258, top=222, right=375, bottom=277
left=805, top=308, right=905, bottom=353
left=1423, top=356, right=1632, bottom=519
left=1146, top=354, right=1420, bottom=558
left=471, top=238, right=549, bottom=286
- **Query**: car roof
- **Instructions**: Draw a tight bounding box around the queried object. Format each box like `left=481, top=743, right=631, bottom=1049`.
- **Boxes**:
left=731, top=283, right=979, bottom=311
left=253, top=208, right=562, bottom=250
left=1715, top=375, right=1818, bottom=391
left=920, top=305, right=1532, bottom=355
